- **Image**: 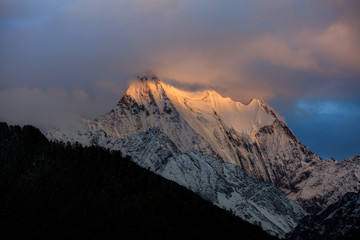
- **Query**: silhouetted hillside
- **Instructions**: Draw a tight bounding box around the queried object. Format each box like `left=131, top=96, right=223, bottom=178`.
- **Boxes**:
left=0, top=122, right=277, bottom=240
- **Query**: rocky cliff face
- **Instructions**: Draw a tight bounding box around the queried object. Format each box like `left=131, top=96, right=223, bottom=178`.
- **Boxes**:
left=289, top=190, right=360, bottom=240
left=250, top=121, right=360, bottom=213
left=48, top=124, right=306, bottom=238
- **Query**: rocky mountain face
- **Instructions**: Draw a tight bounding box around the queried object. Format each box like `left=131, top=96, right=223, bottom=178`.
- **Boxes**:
left=119, top=127, right=306, bottom=237
left=252, top=122, right=360, bottom=213
left=47, top=74, right=360, bottom=236
left=48, top=118, right=306, bottom=238
left=289, top=191, right=360, bottom=240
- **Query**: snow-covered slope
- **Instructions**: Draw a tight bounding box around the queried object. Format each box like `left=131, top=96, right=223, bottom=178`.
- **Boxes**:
left=295, top=155, right=360, bottom=213
left=119, top=128, right=305, bottom=237
left=289, top=191, right=360, bottom=240
left=48, top=123, right=306, bottom=237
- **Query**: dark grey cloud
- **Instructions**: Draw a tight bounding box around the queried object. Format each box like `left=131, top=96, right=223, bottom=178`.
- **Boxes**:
left=286, top=98, right=360, bottom=160
left=1, top=0, right=359, bottom=159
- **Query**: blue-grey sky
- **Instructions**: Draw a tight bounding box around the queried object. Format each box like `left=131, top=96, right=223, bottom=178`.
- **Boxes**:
left=1, top=0, right=359, bottom=160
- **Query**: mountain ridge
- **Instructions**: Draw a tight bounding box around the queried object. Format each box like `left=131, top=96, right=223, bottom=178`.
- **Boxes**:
left=80, top=75, right=359, bottom=212
left=47, top=74, right=360, bottom=235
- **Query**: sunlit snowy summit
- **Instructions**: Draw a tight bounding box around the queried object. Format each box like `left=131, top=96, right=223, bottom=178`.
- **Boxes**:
left=48, top=74, right=360, bottom=238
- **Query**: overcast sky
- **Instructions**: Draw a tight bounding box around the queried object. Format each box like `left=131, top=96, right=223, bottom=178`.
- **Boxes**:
left=1, top=0, right=359, bottom=160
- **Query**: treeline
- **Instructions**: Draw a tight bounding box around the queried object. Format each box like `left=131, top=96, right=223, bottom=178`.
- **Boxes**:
left=0, top=122, right=277, bottom=239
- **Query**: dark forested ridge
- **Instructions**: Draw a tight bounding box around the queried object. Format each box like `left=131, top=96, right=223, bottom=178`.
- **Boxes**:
left=0, top=122, right=276, bottom=240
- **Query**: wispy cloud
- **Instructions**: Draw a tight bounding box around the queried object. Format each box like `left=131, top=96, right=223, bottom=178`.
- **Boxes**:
left=0, top=87, right=113, bottom=132
left=295, top=99, right=357, bottom=115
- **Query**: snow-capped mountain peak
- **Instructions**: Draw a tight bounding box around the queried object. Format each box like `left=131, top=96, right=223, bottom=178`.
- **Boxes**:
left=67, top=75, right=358, bottom=213
left=124, top=76, right=163, bottom=103
left=125, top=76, right=278, bottom=139
left=117, top=76, right=282, bottom=168
left=47, top=74, right=360, bottom=236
